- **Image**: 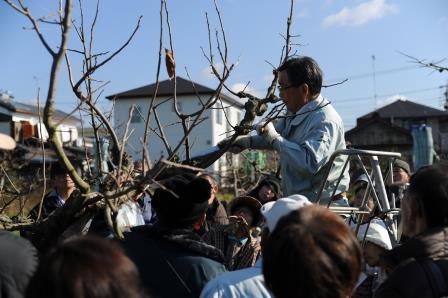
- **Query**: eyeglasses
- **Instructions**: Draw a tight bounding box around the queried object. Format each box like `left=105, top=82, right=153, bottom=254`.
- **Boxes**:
left=277, top=83, right=303, bottom=92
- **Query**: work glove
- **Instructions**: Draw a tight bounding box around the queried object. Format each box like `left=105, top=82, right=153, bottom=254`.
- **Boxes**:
left=256, top=121, right=280, bottom=145
left=218, top=135, right=251, bottom=154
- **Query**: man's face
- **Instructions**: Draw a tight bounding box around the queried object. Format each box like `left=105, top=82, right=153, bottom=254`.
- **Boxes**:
left=363, top=242, right=384, bottom=267
left=393, top=167, right=409, bottom=184
left=203, top=176, right=218, bottom=205
left=258, top=185, right=275, bottom=203
left=400, top=190, right=419, bottom=237
left=54, top=173, right=75, bottom=191
left=352, top=182, right=375, bottom=210
left=278, top=71, right=307, bottom=113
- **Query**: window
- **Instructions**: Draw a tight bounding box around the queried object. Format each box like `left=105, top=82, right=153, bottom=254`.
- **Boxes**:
left=216, top=107, right=223, bottom=125
left=131, top=105, right=143, bottom=123
left=226, top=108, right=233, bottom=137
left=236, top=111, right=242, bottom=124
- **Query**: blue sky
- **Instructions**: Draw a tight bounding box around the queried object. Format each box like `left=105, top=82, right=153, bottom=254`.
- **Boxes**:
left=1, top=0, right=447, bottom=130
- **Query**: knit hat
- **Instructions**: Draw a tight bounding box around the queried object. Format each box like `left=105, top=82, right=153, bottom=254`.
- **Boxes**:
left=228, top=196, right=263, bottom=227
left=356, top=221, right=392, bottom=250
left=393, top=159, right=411, bottom=175
left=151, top=173, right=211, bottom=227
left=261, top=194, right=311, bottom=232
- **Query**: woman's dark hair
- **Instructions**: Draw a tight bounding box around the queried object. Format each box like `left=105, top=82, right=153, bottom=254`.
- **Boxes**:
left=263, top=205, right=362, bottom=298
left=277, top=56, right=323, bottom=97
left=26, top=236, right=146, bottom=298
left=247, top=177, right=281, bottom=203
left=408, top=164, right=448, bottom=227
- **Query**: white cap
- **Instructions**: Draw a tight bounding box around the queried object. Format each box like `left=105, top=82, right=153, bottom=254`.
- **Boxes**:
left=357, top=221, right=392, bottom=250
left=261, top=194, right=311, bottom=232
left=0, top=133, right=16, bottom=150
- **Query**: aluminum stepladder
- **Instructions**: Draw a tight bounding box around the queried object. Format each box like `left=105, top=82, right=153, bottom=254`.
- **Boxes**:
left=315, top=149, right=402, bottom=243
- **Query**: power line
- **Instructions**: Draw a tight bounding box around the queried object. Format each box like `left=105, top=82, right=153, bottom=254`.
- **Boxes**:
left=332, top=85, right=443, bottom=104
left=236, top=65, right=422, bottom=93
left=335, top=96, right=443, bottom=112
left=325, top=65, right=421, bottom=83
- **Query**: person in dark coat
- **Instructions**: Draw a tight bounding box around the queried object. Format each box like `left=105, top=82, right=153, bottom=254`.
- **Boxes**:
left=121, top=173, right=227, bottom=298
left=29, top=163, right=76, bottom=220
left=198, top=174, right=228, bottom=235
left=375, top=165, right=448, bottom=298
left=202, top=196, right=263, bottom=271
left=0, top=230, right=38, bottom=298
left=246, top=176, right=281, bottom=204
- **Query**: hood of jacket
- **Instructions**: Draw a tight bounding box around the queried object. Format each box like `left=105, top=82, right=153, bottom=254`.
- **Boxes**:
left=131, top=225, right=225, bottom=263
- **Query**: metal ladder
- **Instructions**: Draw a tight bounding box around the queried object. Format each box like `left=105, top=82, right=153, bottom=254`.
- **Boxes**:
left=315, top=149, right=402, bottom=243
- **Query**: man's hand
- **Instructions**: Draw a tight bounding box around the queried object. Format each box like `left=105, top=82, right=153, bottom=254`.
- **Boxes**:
left=218, top=136, right=251, bottom=154
left=256, top=121, right=280, bottom=145
left=225, top=215, right=251, bottom=239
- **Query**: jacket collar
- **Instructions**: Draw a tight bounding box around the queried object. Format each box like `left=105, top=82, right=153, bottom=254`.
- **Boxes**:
left=287, top=95, right=326, bottom=128
left=383, top=226, right=448, bottom=269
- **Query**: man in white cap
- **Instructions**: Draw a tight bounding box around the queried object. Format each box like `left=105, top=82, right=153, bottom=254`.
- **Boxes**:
left=200, top=194, right=311, bottom=298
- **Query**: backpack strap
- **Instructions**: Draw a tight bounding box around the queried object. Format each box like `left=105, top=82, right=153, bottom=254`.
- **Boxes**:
left=418, top=258, right=448, bottom=297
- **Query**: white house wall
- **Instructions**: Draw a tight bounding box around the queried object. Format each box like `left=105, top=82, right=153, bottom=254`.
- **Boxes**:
left=114, top=95, right=243, bottom=174
left=12, top=113, right=78, bottom=143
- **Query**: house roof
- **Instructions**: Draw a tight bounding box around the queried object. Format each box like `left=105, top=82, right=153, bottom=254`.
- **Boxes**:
left=359, top=99, right=448, bottom=120
left=106, top=76, right=245, bottom=108
left=0, top=99, right=80, bottom=122
left=346, top=115, right=411, bottom=137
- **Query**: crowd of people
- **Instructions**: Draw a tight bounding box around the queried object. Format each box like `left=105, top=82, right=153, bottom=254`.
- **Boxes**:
left=1, top=56, right=448, bottom=298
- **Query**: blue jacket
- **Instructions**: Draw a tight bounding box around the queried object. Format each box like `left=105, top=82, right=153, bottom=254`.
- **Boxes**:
left=200, top=258, right=272, bottom=298
left=251, top=95, right=349, bottom=202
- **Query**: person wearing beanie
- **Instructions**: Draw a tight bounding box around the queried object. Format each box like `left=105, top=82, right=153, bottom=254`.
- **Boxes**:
left=392, top=159, right=411, bottom=184
left=202, top=196, right=263, bottom=271
left=246, top=176, right=282, bottom=204
left=386, top=159, right=412, bottom=209
left=200, top=194, right=311, bottom=298
left=121, top=173, right=227, bottom=298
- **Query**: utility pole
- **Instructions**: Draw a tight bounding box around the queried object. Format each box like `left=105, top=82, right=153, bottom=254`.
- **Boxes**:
left=372, top=55, right=378, bottom=109
left=444, top=81, right=448, bottom=111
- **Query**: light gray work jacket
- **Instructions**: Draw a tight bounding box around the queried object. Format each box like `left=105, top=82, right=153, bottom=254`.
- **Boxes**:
left=251, top=95, right=349, bottom=203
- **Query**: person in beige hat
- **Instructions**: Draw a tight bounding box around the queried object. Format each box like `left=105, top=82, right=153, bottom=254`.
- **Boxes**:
left=202, top=196, right=263, bottom=271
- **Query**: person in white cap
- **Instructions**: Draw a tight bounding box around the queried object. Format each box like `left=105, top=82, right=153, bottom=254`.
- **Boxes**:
left=353, top=222, right=392, bottom=297
left=200, top=194, right=311, bottom=298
